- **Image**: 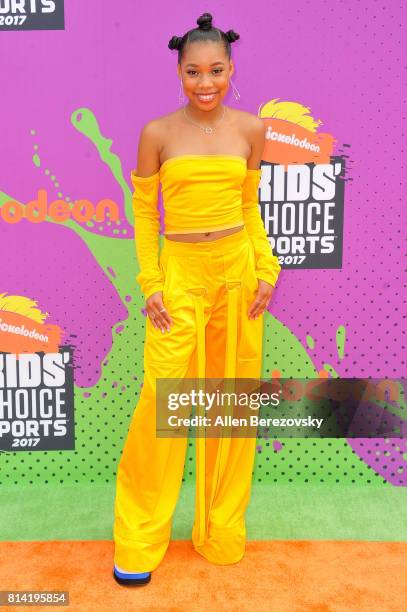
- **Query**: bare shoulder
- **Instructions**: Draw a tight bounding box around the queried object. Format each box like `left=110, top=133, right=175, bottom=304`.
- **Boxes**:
left=139, top=110, right=179, bottom=140
left=229, top=107, right=265, bottom=134
left=229, top=108, right=265, bottom=166
left=135, top=119, right=163, bottom=175
left=135, top=112, right=180, bottom=174
left=139, top=117, right=162, bottom=141
left=146, top=109, right=181, bottom=129
left=140, top=110, right=181, bottom=146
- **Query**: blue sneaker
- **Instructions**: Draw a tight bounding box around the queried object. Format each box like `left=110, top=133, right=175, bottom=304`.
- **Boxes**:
left=113, top=564, right=151, bottom=586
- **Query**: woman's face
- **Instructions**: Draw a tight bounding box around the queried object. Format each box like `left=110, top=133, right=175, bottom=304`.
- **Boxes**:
left=177, top=41, right=234, bottom=111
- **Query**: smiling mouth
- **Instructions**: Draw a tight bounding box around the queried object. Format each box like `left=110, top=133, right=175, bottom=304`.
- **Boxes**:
left=196, top=93, right=218, bottom=99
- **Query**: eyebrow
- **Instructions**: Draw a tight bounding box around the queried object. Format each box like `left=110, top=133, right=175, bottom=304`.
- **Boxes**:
left=185, top=61, right=225, bottom=67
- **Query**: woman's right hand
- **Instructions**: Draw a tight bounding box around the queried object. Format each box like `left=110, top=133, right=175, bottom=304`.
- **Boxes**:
left=146, top=291, right=173, bottom=333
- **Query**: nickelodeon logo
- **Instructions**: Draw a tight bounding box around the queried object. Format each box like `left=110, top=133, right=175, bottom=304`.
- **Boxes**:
left=0, top=189, right=119, bottom=224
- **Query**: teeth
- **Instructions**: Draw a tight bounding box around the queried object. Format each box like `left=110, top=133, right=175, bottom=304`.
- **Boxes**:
left=198, top=94, right=215, bottom=100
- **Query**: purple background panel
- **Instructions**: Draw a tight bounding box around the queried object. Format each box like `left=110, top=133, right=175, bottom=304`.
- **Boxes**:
left=0, top=0, right=405, bottom=380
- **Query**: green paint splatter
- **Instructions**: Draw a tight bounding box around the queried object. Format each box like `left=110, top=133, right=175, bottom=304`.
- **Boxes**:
left=336, top=325, right=346, bottom=359
left=32, top=154, right=40, bottom=168
left=322, top=363, right=339, bottom=378
left=71, top=107, right=132, bottom=222
left=306, top=334, right=315, bottom=349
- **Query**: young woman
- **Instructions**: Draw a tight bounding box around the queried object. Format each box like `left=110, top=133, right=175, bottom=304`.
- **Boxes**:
left=113, top=12, right=281, bottom=586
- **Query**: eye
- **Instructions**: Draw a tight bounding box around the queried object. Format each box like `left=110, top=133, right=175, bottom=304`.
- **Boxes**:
left=186, top=69, right=224, bottom=76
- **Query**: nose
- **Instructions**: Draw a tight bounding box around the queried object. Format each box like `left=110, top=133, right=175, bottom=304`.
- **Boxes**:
left=198, top=73, right=214, bottom=87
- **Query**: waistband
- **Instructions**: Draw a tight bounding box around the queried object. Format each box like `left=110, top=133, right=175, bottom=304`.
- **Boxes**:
left=162, top=226, right=250, bottom=257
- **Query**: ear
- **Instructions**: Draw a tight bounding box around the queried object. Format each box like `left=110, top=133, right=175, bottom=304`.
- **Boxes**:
left=229, top=61, right=235, bottom=78
left=177, top=64, right=181, bottom=80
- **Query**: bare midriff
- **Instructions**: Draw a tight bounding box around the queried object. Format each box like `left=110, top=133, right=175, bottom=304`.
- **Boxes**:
left=164, top=224, right=244, bottom=243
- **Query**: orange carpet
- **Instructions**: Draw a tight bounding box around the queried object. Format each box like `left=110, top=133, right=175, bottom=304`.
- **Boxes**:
left=0, top=540, right=406, bottom=611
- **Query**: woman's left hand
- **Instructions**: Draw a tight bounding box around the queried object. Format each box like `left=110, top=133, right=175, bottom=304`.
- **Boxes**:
left=248, top=279, right=274, bottom=320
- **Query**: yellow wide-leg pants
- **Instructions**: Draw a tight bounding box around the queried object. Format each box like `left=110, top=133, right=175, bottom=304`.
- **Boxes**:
left=113, top=226, right=264, bottom=571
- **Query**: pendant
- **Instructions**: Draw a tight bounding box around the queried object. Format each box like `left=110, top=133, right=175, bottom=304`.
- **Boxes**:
left=204, top=126, right=214, bottom=134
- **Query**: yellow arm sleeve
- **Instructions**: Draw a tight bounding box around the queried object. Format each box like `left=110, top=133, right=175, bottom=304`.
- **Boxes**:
left=130, top=170, right=164, bottom=301
left=242, top=169, right=281, bottom=287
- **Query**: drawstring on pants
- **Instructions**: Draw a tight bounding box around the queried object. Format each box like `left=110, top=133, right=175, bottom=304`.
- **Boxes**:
left=190, top=279, right=241, bottom=547
left=187, top=286, right=207, bottom=547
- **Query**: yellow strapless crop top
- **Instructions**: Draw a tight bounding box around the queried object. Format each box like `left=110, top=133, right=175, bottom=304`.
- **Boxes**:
left=130, top=154, right=281, bottom=300
left=159, top=154, right=247, bottom=234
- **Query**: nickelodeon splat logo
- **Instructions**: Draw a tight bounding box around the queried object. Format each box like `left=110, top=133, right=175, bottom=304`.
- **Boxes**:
left=0, top=189, right=119, bottom=224
left=0, top=292, right=75, bottom=452
left=260, top=98, right=336, bottom=165
left=0, top=292, right=63, bottom=354
left=258, top=98, right=345, bottom=270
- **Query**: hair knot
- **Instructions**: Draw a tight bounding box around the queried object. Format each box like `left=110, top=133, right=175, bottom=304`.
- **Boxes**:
left=197, top=12, right=213, bottom=31
left=225, top=29, right=240, bottom=43
left=168, top=35, right=182, bottom=50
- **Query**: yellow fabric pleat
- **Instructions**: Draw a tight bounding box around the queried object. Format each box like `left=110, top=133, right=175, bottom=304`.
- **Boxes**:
left=203, top=280, right=241, bottom=543
left=188, top=288, right=207, bottom=547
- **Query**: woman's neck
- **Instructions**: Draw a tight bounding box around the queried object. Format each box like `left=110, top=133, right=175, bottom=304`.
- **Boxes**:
left=183, top=103, right=226, bottom=124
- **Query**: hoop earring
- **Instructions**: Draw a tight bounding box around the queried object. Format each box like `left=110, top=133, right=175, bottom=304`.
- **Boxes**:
left=179, top=80, right=185, bottom=105
left=230, top=78, right=241, bottom=101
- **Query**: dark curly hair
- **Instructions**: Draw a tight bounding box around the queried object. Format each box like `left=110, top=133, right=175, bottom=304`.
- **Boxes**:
left=168, top=12, right=239, bottom=64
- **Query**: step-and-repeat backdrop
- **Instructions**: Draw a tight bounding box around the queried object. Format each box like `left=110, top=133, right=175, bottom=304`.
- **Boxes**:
left=0, top=2, right=405, bottom=491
